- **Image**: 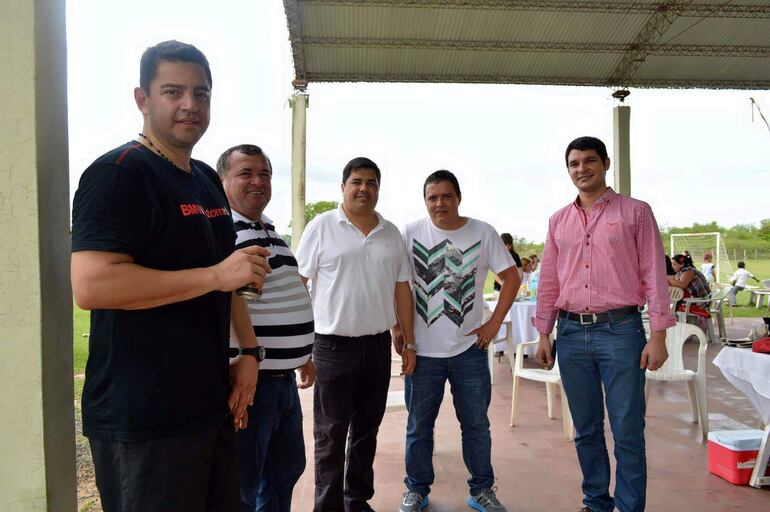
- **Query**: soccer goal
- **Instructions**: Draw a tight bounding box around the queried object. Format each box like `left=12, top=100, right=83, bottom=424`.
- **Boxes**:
left=670, top=232, right=733, bottom=285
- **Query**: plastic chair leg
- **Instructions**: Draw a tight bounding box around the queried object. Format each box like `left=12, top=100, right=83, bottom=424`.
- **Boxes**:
left=695, top=373, right=709, bottom=439
left=686, top=380, right=699, bottom=423
left=546, top=382, right=556, bottom=419
left=487, top=345, right=495, bottom=385
left=510, top=375, right=520, bottom=427
left=644, top=377, right=651, bottom=416
left=559, top=383, right=574, bottom=441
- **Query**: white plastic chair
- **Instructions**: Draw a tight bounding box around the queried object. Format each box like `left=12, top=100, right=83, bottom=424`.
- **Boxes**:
left=679, top=287, right=730, bottom=344
left=483, top=302, right=512, bottom=385
left=509, top=335, right=574, bottom=441
left=645, top=322, right=709, bottom=439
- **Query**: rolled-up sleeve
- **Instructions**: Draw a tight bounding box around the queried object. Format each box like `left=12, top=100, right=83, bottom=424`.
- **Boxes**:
left=535, top=217, right=560, bottom=334
left=635, top=203, right=676, bottom=331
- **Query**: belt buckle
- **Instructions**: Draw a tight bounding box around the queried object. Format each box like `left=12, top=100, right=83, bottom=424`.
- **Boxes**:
left=579, top=313, right=597, bottom=325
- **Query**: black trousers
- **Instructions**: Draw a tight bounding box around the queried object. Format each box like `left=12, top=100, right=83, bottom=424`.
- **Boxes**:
left=313, top=331, right=391, bottom=512
left=89, top=417, right=239, bottom=512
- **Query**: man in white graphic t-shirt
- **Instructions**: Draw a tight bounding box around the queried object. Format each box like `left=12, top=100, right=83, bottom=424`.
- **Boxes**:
left=395, top=170, right=520, bottom=512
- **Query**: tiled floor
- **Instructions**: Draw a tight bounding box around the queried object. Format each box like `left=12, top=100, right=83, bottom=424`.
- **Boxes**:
left=291, top=318, right=770, bottom=511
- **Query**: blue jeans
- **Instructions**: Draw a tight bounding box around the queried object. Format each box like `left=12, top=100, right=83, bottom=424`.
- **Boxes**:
left=729, top=285, right=744, bottom=306
left=557, top=312, right=647, bottom=512
left=404, top=344, right=494, bottom=496
left=236, top=372, right=306, bottom=512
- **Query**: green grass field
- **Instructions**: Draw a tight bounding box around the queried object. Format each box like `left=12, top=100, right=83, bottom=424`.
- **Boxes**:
left=483, top=258, right=770, bottom=318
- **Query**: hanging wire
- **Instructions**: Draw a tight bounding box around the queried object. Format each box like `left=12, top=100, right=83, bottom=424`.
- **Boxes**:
left=750, top=98, right=770, bottom=136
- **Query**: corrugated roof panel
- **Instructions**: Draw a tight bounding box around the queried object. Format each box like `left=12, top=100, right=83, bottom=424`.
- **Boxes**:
left=287, top=0, right=770, bottom=89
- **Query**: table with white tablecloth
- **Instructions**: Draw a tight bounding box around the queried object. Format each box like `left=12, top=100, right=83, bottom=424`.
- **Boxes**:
left=487, top=299, right=539, bottom=356
left=712, top=347, right=770, bottom=488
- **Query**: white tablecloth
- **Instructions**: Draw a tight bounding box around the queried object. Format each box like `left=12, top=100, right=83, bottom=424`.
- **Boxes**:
left=487, top=299, right=539, bottom=355
left=713, top=347, right=770, bottom=423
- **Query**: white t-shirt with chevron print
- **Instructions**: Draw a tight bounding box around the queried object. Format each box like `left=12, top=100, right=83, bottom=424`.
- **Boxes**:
left=402, top=217, right=514, bottom=357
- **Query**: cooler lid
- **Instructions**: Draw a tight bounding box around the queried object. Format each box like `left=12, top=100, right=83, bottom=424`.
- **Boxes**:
left=707, top=430, right=764, bottom=450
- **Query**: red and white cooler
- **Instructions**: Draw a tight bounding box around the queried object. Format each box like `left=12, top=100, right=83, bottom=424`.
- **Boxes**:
left=707, top=430, right=770, bottom=485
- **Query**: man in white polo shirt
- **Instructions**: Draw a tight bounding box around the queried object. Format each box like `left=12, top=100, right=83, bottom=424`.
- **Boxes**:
left=296, top=157, right=416, bottom=512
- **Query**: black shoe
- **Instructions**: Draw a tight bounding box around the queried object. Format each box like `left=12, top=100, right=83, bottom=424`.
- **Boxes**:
left=578, top=508, right=594, bottom=512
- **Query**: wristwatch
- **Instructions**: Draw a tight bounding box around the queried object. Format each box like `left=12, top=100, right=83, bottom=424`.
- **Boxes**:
left=403, top=343, right=417, bottom=352
left=239, top=346, right=266, bottom=362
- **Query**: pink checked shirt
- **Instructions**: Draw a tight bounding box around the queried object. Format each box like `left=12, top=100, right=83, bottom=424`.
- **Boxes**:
left=535, top=187, right=675, bottom=334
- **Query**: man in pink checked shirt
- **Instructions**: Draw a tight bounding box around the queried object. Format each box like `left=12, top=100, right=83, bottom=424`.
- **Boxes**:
left=535, top=136, right=675, bottom=512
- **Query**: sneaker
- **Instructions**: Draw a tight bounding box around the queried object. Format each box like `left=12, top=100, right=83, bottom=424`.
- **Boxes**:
left=399, top=491, right=429, bottom=511
left=467, top=487, right=506, bottom=512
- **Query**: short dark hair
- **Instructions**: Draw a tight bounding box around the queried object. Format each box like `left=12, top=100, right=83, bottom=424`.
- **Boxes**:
left=564, top=136, right=609, bottom=167
left=423, top=170, right=461, bottom=199
left=216, top=144, right=272, bottom=178
left=342, top=157, right=381, bottom=185
left=140, top=40, right=212, bottom=93
left=737, top=261, right=746, bottom=269
left=500, top=233, right=513, bottom=245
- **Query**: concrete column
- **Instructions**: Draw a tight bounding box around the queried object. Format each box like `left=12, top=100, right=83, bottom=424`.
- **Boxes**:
left=290, top=92, right=309, bottom=250
left=0, top=0, right=76, bottom=511
left=613, top=105, right=631, bottom=196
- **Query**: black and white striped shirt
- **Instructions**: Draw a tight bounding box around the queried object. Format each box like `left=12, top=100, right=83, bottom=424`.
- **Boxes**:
left=231, top=210, right=314, bottom=370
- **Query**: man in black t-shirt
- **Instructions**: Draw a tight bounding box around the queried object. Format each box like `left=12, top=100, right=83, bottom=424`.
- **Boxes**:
left=70, top=41, right=270, bottom=512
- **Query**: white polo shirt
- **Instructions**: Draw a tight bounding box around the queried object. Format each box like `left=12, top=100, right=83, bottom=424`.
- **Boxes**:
left=296, top=204, right=411, bottom=337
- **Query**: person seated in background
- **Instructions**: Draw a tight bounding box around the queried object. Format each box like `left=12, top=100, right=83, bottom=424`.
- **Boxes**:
left=528, top=254, right=539, bottom=272
left=729, top=261, right=761, bottom=306
left=669, top=254, right=710, bottom=299
left=665, top=255, right=676, bottom=277
left=701, top=252, right=715, bottom=285
left=520, top=257, right=532, bottom=289
left=669, top=254, right=711, bottom=324
left=493, top=232, right=522, bottom=292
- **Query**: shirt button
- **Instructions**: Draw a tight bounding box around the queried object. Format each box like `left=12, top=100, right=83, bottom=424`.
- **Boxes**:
left=585, top=264, right=589, bottom=268
left=586, top=242, right=590, bottom=246
left=586, top=234, right=590, bottom=238
left=584, top=306, right=589, bottom=311
left=585, top=284, right=588, bottom=288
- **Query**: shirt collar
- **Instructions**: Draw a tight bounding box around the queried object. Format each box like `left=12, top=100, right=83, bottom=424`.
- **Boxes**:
left=573, top=186, right=616, bottom=209
left=336, top=203, right=385, bottom=228
left=232, top=208, right=273, bottom=227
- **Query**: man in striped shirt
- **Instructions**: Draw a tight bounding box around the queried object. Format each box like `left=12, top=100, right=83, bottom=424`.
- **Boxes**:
left=535, top=136, right=674, bottom=512
left=218, top=144, right=315, bottom=512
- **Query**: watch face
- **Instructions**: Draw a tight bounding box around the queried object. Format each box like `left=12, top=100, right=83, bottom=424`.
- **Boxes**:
left=257, top=346, right=266, bottom=362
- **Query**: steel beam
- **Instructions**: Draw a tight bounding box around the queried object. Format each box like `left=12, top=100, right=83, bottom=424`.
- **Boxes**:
left=303, top=37, right=770, bottom=58
left=300, top=0, right=770, bottom=18
left=304, top=71, right=770, bottom=90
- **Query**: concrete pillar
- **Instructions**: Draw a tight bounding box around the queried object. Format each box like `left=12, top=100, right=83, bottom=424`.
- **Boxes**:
left=290, top=92, right=309, bottom=250
left=0, top=0, right=76, bottom=511
left=613, top=105, right=631, bottom=196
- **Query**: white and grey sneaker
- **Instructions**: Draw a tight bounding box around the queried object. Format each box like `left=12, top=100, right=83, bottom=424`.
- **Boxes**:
left=467, top=487, right=506, bottom=512
left=399, top=490, right=429, bottom=512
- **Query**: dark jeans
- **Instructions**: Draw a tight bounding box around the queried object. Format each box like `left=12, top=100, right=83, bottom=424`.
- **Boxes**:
left=89, top=418, right=239, bottom=512
left=236, top=371, right=305, bottom=512
left=404, top=344, right=494, bottom=497
left=313, top=331, right=391, bottom=512
left=557, top=312, right=647, bottom=512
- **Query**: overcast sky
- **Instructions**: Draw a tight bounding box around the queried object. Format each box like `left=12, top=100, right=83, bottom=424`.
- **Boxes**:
left=67, top=0, right=769, bottom=242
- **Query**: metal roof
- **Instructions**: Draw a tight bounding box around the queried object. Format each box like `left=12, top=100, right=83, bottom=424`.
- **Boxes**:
left=283, top=0, right=770, bottom=90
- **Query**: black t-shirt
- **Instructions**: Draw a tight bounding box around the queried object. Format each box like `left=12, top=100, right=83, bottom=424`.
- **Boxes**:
left=71, top=142, right=236, bottom=441
left=494, top=250, right=522, bottom=291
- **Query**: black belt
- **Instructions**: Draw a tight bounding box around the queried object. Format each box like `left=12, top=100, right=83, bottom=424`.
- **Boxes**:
left=559, top=305, right=640, bottom=325
left=259, top=369, right=295, bottom=378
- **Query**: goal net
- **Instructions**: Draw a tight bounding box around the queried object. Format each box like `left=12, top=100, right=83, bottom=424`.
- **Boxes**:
left=670, top=232, right=733, bottom=286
